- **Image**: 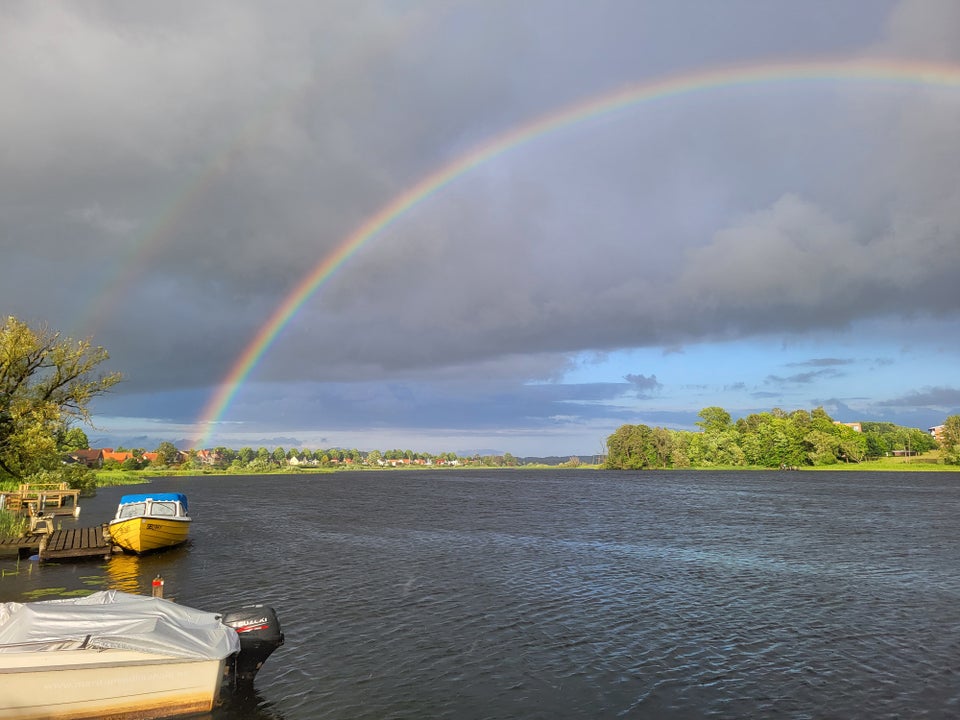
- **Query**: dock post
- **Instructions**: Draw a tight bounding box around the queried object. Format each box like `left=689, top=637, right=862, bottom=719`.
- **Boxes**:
left=152, top=574, right=164, bottom=598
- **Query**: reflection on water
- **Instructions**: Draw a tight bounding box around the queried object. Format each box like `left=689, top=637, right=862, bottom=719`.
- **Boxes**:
left=102, top=544, right=192, bottom=595
left=103, top=553, right=144, bottom=593
left=208, top=688, right=288, bottom=720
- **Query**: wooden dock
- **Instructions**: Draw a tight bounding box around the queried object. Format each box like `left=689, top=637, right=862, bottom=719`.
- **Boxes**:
left=0, top=525, right=114, bottom=562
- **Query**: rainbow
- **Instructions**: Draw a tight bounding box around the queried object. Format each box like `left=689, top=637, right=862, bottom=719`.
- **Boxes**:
left=191, top=57, right=960, bottom=448
left=76, top=85, right=308, bottom=339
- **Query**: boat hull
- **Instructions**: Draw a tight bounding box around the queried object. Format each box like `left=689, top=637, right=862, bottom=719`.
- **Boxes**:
left=0, top=649, right=225, bottom=720
left=107, top=516, right=190, bottom=554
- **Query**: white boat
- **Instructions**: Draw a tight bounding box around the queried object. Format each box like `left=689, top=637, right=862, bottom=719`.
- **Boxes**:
left=0, top=590, right=283, bottom=720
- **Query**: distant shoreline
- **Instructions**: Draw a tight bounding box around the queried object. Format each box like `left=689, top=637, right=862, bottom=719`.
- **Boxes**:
left=93, top=456, right=959, bottom=486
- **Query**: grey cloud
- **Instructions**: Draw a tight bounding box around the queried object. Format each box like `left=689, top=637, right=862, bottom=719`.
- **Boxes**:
left=624, top=374, right=663, bottom=396
left=877, top=387, right=960, bottom=408
left=881, top=0, right=960, bottom=60
left=767, top=369, right=843, bottom=385
left=788, top=358, right=855, bottom=368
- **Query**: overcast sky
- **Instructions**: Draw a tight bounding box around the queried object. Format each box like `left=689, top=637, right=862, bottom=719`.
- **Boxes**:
left=3, top=0, right=959, bottom=456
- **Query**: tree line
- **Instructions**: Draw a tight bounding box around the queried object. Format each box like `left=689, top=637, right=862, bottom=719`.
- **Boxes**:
left=605, top=406, right=960, bottom=469
left=95, top=442, right=505, bottom=471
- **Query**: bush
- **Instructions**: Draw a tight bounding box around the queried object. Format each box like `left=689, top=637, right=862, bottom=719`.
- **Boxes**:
left=27, top=465, right=97, bottom=497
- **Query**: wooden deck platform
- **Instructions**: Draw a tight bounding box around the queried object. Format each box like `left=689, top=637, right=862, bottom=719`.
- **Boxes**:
left=0, top=526, right=114, bottom=562
left=0, top=482, right=82, bottom=518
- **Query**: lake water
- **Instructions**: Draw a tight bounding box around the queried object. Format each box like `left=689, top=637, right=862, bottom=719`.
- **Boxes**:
left=2, top=470, right=959, bottom=719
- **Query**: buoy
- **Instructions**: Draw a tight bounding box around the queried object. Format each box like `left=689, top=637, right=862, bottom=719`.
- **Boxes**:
left=152, top=574, right=164, bottom=598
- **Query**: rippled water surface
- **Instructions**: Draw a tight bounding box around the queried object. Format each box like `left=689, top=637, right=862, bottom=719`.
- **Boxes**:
left=3, top=470, right=960, bottom=719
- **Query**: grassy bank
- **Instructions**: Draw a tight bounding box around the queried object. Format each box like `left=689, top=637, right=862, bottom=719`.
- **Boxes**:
left=804, top=452, right=955, bottom=472
left=93, top=466, right=339, bottom=484
left=88, top=458, right=957, bottom=482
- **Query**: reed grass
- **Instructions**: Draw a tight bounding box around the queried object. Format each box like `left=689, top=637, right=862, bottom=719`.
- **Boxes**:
left=0, top=507, right=27, bottom=537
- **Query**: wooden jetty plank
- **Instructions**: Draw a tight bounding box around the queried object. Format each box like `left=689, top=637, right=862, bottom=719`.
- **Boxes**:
left=36, top=527, right=113, bottom=561
left=0, top=534, right=42, bottom=558
left=2, top=526, right=113, bottom=561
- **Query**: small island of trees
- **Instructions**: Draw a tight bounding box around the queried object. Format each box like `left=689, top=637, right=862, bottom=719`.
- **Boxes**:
left=605, top=406, right=960, bottom=470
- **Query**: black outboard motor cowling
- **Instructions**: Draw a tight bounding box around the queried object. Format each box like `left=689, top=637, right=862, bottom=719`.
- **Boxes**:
left=222, top=604, right=284, bottom=687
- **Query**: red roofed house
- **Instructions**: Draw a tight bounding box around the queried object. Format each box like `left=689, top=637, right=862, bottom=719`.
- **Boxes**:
left=67, top=449, right=104, bottom=468
left=101, top=449, right=134, bottom=464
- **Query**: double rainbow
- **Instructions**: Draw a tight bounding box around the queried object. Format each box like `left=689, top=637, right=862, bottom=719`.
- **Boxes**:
left=190, top=57, right=960, bottom=448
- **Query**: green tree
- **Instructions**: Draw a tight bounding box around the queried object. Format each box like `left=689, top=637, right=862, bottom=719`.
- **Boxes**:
left=693, top=407, right=743, bottom=466
left=650, top=427, right=674, bottom=467
left=0, top=316, right=121, bottom=482
left=696, top=406, right=732, bottom=434
left=59, top=426, right=90, bottom=451
left=834, top=424, right=867, bottom=463
left=804, top=429, right=839, bottom=465
left=272, top=447, right=286, bottom=465
left=738, top=412, right=803, bottom=467
left=940, top=415, right=960, bottom=465
left=155, top=441, right=180, bottom=466
left=605, top=424, right=657, bottom=469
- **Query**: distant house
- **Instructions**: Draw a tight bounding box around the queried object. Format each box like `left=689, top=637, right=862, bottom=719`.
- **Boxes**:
left=102, top=449, right=134, bottom=464
left=929, top=425, right=945, bottom=443
left=67, top=449, right=104, bottom=468
left=195, top=449, right=223, bottom=466
left=834, top=422, right=862, bottom=433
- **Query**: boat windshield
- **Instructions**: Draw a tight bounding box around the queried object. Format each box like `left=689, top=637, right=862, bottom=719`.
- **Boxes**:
left=118, top=502, right=147, bottom=519
left=150, top=501, right=178, bottom=517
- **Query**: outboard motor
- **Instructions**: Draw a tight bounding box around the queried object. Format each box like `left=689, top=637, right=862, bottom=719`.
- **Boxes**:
left=222, top=604, right=284, bottom=687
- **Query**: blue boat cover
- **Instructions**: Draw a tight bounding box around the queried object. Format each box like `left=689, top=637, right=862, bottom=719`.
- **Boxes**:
left=119, top=492, right=189, bottom=511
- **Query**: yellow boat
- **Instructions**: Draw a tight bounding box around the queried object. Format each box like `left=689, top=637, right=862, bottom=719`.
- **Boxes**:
left=107, top=493, right=191, bottom=554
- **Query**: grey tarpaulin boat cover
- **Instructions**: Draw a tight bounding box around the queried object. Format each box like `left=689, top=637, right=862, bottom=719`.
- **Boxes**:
left=0, top=590, right=240, bottom=660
